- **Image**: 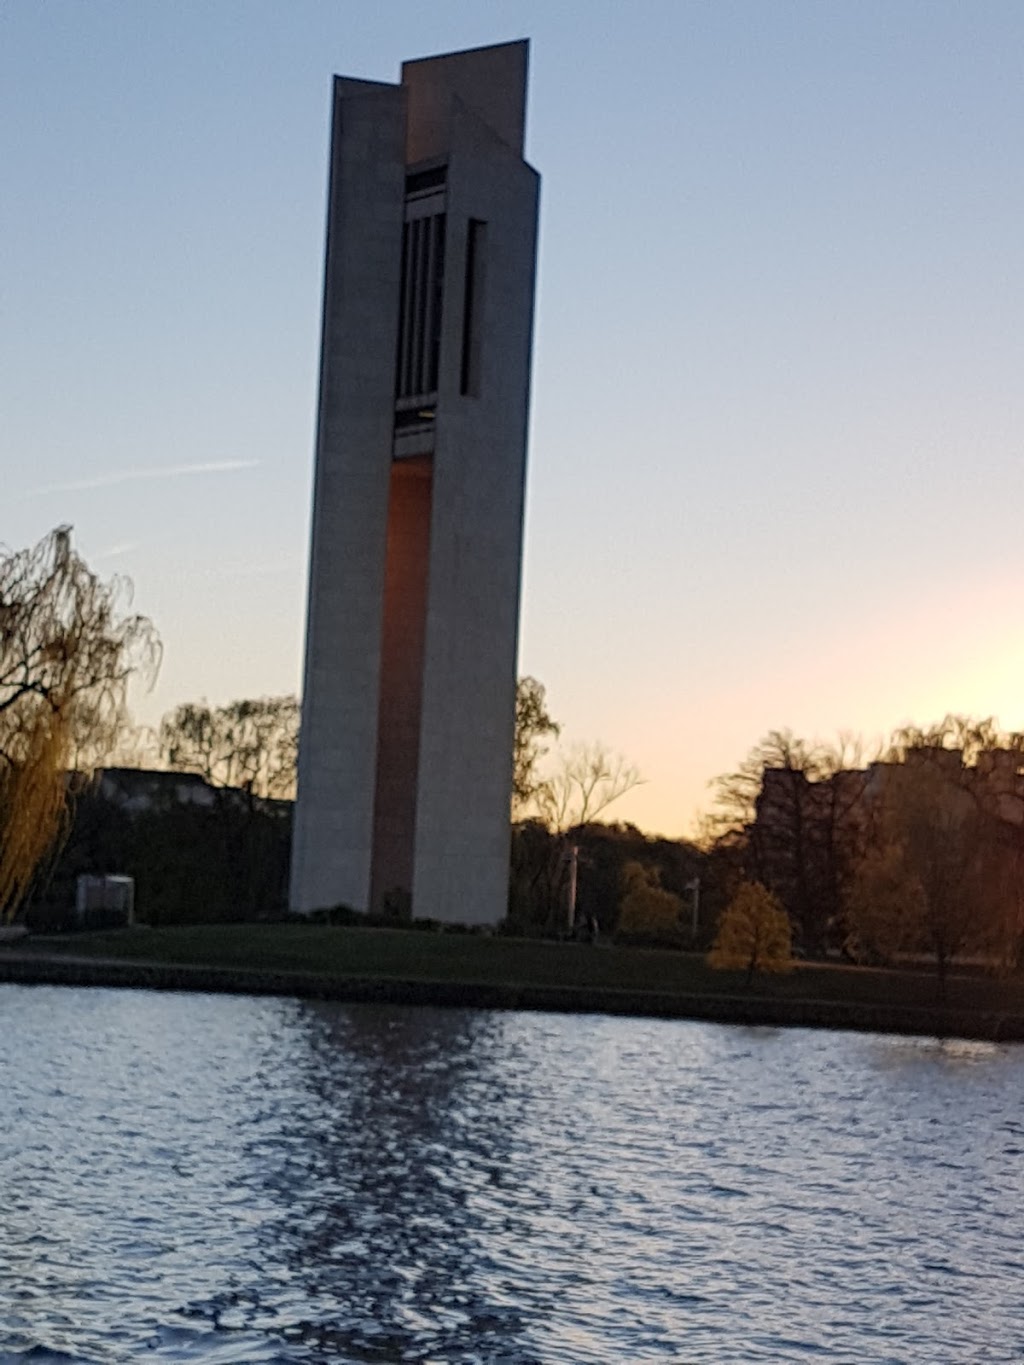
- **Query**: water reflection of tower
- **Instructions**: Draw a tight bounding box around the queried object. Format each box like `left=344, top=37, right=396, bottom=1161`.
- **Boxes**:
left=248, top=1001, right=545, bottom=1361
left=291, top=42, right=540, bottom=927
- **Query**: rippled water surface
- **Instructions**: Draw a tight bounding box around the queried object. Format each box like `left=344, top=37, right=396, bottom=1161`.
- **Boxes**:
left=2, top=986, right=1024, bottom=1362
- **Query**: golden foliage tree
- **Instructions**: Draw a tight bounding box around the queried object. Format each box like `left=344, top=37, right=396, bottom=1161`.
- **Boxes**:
left=708, top=880, right=793, bottom=984
left=0, top=527, right=158, bottom=921
left=616, top=861, right=684, bottom=945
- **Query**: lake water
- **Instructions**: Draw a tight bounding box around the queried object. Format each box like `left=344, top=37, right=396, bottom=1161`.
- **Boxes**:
left=1, top=985, right=1022, bottom=1363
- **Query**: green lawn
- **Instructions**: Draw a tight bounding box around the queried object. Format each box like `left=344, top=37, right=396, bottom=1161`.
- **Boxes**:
left=19, top=922, right=1024, bottom=1015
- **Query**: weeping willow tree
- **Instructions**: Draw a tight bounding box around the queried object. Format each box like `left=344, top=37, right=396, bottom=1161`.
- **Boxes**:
left=0, top=526, right=159, bottom=922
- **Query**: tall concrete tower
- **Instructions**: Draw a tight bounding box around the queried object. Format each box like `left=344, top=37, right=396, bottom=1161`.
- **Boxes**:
left=290, top=41, right=539, bottom=925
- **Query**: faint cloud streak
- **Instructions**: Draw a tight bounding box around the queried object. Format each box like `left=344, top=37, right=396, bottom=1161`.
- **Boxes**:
left=97, top=541, right=140, bottom=560
left=25, top=459, right=260, bottom=497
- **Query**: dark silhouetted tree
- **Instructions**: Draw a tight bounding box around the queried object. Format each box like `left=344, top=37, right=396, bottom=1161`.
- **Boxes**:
left=512, top=676, right=560, bottom=816
left=159, top=694, right=299, bottom=802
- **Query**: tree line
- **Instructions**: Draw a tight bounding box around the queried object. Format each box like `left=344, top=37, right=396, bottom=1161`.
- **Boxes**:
left=5, top=526, right=1024, bottom=989
left=710, top=719, right=1024, bottom=991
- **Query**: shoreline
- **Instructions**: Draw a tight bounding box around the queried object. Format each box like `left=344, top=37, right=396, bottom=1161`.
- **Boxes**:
left=2, top=950, right=1022, bottom=1043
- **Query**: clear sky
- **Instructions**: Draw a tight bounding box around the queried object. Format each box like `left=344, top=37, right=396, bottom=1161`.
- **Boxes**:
left=4, top=1, right=1024, bottom=837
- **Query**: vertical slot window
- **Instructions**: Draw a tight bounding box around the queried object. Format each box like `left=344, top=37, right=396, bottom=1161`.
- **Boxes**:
left=460, top=219, right=487, bottom=397
left=427, top=214, right=446, bottom=393
left=397, top=222, right=414, bottom=398
left=396, top=212, right=446, bottom=401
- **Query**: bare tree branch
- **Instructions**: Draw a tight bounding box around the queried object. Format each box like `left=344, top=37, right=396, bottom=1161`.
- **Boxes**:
left=537, top=741, right=643, bottom=833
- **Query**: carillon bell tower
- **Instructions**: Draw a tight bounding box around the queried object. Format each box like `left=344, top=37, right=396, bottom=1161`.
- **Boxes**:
left=290, top=41, right=540, bottom=924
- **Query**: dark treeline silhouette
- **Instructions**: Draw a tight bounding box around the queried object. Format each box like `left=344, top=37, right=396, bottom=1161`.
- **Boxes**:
left=23, top=669, right=1024, bottom=996
left=25, top=695, right=297, bottom=931
left=713, top=717, right=1024, bottom=991
left=8, top=525, right=1017, bottom=981
left=28, top=768, right=292, bottom=931
left=35, top=792, right=730, bottom=947
left=508, top=818, right=725, bottom=944
left=29, top=681, right=730, bottom=941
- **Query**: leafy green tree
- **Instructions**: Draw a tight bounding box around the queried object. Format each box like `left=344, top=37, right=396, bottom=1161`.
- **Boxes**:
left=708, top=881, right=793, bottom=985
left=0, top=526, right=158, bottom=921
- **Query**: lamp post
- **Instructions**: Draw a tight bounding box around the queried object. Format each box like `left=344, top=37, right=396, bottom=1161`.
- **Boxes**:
left=566, top=842, right=579, bottom=935
left=686, top=875, right=701, bottom=938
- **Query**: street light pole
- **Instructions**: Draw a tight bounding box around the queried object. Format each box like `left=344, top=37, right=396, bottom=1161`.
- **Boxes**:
left=566, top=842, right=579, bottom=935
left=686, top=875, right=701, bottom=938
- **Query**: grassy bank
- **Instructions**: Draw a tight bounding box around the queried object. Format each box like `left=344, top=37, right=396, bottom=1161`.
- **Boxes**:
left=4, top=923, right=1024, bottom=1036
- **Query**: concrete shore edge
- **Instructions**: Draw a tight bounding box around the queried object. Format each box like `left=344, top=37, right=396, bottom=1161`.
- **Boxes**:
left=2, top=952, right=1022, bottom=1043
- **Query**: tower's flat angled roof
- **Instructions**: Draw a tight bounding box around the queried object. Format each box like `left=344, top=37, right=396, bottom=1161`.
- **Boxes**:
left=400, top=39, right=528, bottom=155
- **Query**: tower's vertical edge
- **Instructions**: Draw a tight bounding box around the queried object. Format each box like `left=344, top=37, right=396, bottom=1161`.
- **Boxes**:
left=289, top=78, right=406, bottom=914
left=411, top=95, right=540, bottom=925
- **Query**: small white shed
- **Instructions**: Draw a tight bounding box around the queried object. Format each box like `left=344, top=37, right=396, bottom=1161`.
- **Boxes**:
left=75, top=874, right=135, bottom=927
